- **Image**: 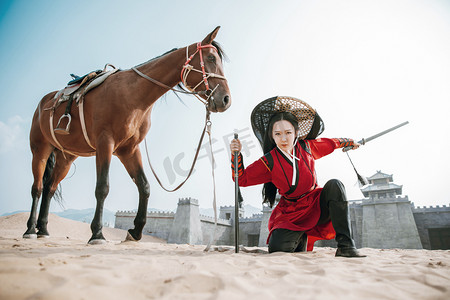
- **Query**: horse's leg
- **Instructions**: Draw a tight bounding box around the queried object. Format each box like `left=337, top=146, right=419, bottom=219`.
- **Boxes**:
left=24, top=115, right=55, bottom=239
left=117, top=147, right=150, bottom=241
left=88, top=139, right=114, bottom=244
left=36, top=149, right=77, bottom=237
left=24, top=145, right=54, bottom=238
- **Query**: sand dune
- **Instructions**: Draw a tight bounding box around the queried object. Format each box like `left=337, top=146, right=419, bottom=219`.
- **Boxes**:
left=0, top=212, right=162, bottom=242
left=0, top=213, right=449, bottom=300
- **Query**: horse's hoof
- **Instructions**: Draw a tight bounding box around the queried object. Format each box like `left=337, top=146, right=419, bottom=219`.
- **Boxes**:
left=37, top=234, right=50, bottom=239
left=125, top=231, right=137, bottom=242
left=23, top=233, right=37, bottom=239
left=88, top=239, right=107, bottom=245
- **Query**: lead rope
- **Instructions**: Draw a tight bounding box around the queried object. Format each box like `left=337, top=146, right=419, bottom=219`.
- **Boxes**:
left=143, top=106, right=218, bottom=249
left=144, top=108, right=210, bottom=192
left=203, top=118, right=218, bottom=252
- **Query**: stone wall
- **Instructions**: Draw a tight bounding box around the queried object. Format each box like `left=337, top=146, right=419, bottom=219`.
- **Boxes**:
left=116, top=198, right=236, bottom=245
left=361, top=196, right=422, bottom=249
left=258, top=206, right=272, bottom=247
left=168, top=198, right=202, bottom=244
left=115, top=197, right=449, bottom=250
left=239, top=214, right=263, bottom=246
left=200, top=214, right=232, bottom=245
left=115, top=210, right=175, bottom=240
left=413, top=205, right=450, bottom=250
left=350, top=201, right=363, bottom=249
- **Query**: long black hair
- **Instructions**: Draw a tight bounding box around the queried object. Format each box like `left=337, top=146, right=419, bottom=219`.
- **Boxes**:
left=262, top=112, right=299, bottom=207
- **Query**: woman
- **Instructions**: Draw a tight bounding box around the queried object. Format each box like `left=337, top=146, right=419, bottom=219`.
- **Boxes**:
left=230, top=96, right=365, bottom=257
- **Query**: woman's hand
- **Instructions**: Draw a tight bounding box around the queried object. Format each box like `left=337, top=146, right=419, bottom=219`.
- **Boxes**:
left=336, top=138, right=361, bottom=151
left=230, top=138, right=242, bottom=154
left=351, top=140, right=361, bottom=150
left=343, top=139, right=360, bottom=151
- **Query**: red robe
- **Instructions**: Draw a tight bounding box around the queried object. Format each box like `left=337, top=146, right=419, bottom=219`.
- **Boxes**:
left=233, top=138, right=343, bottom=251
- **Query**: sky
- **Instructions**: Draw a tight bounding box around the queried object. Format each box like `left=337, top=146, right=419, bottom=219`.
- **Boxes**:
left=1, top=0, right=450, bottom=216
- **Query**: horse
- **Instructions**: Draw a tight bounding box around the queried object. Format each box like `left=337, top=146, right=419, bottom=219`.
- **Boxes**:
left=23, top=26, right=231, bottom=244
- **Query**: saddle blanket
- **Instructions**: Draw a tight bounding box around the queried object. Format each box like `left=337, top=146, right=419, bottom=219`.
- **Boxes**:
left=53, top=65, right=119, bottom=104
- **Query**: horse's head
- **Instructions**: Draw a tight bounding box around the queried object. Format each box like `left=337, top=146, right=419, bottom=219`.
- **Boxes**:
left=181, top=26, right=231, bottom=113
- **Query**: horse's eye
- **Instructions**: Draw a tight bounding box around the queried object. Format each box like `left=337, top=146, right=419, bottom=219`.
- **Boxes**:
left=207, top=55, right=216, bottom=63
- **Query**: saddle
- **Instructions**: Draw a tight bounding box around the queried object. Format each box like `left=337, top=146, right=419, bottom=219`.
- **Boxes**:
left=68, top=70, right=102, bottom=86
left=52, top=64, right=119, bottom=135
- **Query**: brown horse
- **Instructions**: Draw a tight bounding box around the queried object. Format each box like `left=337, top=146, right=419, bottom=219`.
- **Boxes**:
left=24, top=26, right=231, bottom=244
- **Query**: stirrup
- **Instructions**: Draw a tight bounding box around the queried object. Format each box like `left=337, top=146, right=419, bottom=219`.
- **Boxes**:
left=54, top=113, right=72, bottom=135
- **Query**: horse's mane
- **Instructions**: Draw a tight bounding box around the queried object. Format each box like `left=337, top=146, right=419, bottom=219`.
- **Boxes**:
left=134, top=48, right=178, bottom=68
left=212, top=40, right=227, bottom=62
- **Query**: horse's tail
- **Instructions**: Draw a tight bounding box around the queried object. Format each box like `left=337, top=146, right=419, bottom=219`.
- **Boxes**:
left=43, top=151, right=64, bottom=206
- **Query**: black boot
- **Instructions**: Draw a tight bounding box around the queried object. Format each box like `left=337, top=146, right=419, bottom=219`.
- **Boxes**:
left=323, top=180, right=366, bottom=258
left=335, top=247, right=365, bottom=257
left=328, top=200, right=366, bottom=258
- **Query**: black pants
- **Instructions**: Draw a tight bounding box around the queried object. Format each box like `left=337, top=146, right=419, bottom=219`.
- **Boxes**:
left=268, top=179, right=355, bottom=253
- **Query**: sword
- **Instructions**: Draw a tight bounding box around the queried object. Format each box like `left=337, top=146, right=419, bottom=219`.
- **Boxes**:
left=343, top=121, right=409, bottom=152
left=233, top=133, right=240, bottom=253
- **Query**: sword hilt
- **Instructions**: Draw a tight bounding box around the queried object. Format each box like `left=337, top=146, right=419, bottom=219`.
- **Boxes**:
left=342, top=138, right=365, bottom=152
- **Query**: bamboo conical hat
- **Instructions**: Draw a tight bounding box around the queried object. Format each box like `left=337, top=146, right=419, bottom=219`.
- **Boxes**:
left=251, top=96, right=324, bottom=147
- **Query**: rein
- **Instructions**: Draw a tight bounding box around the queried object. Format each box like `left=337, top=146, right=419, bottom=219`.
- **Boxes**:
left=138, top=42, right=224, bottom=247
left=138, top=41, right=226, bottom=192
left=144, top=108, right=211, bottom=192
left=132, top=67, right=199, bottom=95
left=144, top=107, right=219, bottom=250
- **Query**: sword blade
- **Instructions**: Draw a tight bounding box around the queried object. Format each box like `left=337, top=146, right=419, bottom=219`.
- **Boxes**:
left=359, top=121, right=409, bottom=145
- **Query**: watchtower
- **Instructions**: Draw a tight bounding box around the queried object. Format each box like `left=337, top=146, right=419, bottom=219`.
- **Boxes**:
left=361, top=171, right=422, bottom=249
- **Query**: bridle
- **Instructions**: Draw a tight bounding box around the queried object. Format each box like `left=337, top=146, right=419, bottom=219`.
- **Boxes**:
left=131, top=42, right=227, bottom=110
left=137, top=41, right=227, bottom=190
left=180, top=42, right=227, bottom=106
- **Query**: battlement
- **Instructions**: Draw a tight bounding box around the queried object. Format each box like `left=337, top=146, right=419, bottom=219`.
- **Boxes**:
left=178, top=197, right=199, bottom=206
left=239, top=213, right=263, bottom=222
left=361, top=195, right=410, bottom=205
left=115, top=210, right=175, bottom=218
left=349, top=200, right=363, bottom=206
left=412, top=204, right=450, bottom=213
left=220, top=205, right=234, bottom=208
left=115, top=210, right=137, bottom=216
left=199, top=214, right=232, bottom=226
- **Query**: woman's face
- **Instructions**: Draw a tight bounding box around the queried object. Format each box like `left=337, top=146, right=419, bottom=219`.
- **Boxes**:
left=272, top=120, right=297, bottom=153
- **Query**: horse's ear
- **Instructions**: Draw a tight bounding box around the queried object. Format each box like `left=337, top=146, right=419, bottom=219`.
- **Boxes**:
left=201, top=26, right=220, bottom=45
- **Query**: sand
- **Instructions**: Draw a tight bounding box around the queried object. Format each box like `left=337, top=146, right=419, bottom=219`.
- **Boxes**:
left=0, top=213, right=449, bottom=300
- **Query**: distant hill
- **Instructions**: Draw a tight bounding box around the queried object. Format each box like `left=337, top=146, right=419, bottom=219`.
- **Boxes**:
left=1, top=209, right=116, bottom=228
left=1, top=210, right=28, bottom=217
left=55, top=208, right=116, bottom=227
